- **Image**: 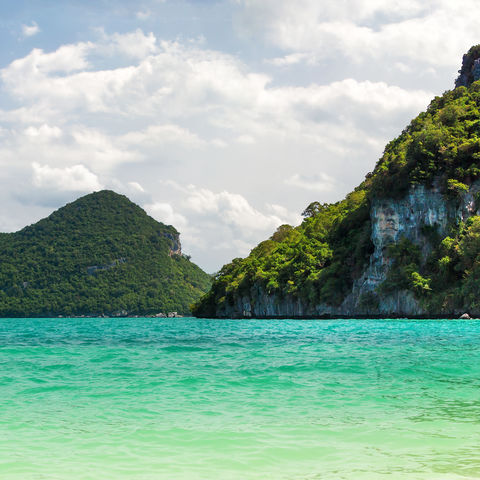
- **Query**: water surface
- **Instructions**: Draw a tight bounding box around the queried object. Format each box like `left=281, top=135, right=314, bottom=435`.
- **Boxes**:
left=1, top=318, right=479, bottom=479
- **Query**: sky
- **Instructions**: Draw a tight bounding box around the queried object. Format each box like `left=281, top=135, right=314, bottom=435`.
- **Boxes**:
left=0, top=0, right=479, bottom=272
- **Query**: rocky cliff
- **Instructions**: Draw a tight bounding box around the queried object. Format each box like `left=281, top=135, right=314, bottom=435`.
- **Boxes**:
left=210, top=182, right=479, bottom=318
left=201, top=181, right=480, bottom=318
left=455, top=45, right=480, bottom=88
left=193, top=46, right=480, bottom=319
left=348, top=181, right=480, bottom=316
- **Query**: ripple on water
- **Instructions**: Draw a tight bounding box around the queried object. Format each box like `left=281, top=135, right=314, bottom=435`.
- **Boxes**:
left=1, top=318, right=480, bottom=479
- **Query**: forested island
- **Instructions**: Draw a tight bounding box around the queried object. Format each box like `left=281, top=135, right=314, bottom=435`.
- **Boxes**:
left=192, top=46, right=480, bottom=318
left=0, top=190, right=211, bottom=317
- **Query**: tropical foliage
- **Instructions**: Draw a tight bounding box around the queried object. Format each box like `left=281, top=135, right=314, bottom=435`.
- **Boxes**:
left=192, top=188, right=373, bottom=316
left=366, top=81, right=480, bottom=198
left=0, top=191, right=211, bottom=317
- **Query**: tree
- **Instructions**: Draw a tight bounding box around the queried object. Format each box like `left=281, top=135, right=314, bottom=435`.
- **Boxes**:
left=301, top=201, right=328, bottom=218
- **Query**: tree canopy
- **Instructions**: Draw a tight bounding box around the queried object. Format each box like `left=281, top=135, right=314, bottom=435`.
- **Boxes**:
left=0, top=190, right=211, bottom=317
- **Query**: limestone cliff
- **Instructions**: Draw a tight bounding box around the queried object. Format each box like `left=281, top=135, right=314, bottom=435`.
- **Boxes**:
left=348, top=181, right=480, bottom=316
left=206, top=183, right=480, bottom=318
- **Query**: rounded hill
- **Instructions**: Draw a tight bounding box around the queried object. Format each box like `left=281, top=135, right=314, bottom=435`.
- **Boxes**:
left=0, top=190, right=211, bottom=317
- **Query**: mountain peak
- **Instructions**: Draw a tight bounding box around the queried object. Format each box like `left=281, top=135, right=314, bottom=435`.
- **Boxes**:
left=23, top=189, right=178, bottom=239
left=455, top=45, right=480, bottom=88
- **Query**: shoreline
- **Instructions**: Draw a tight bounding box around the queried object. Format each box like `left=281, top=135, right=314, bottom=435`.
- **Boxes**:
left=0, top=314, right=476, bottom=320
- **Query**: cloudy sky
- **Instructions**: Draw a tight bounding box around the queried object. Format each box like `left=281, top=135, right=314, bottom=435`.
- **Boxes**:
left=0, top=0, right=479, bottom=272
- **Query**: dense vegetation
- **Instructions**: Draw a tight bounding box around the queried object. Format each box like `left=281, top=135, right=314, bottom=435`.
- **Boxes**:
left=384, top=216, right=480, bottom=314
left=192, top=189, right=373, bottom=317
left=193, top=58, right=480, bottom=317
left=367, top=83, right=480, bottom=199
left=0, top=191, right=211, bottom=317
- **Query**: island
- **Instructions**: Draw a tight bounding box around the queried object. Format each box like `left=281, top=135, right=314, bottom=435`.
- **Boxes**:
left=0, top=190, right=211, bottom=317
left=192, top=46, right=480, bottom=319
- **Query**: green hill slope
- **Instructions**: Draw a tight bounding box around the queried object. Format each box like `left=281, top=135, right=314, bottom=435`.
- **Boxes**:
left=193, top=46, right=480, bottom=318
left=0, top=190, right=211, bottom=317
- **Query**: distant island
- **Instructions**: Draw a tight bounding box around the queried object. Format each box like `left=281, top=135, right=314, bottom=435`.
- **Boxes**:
left=192, top=45, right=480, bottom=319
left=0, top=190, right=211, bottom=317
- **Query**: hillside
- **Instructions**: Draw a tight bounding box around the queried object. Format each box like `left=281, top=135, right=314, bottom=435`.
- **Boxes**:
left=192, top=46, right=480, bottom=318
left=0, top=190, right=211, bottom=317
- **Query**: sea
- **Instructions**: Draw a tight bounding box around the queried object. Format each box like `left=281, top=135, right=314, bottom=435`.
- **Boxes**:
left=1, top=317, right=479, bottom=479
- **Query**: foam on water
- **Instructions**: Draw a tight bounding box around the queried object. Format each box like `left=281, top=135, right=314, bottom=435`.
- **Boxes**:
left=1, top=318, right=480, bottom=479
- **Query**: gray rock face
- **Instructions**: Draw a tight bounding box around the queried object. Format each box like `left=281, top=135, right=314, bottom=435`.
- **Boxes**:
left=217, top=181, right=480, bottom=318
left=350, top=184, right=457, bottom=316
left=163, top=232, right=182, bottom=256
left=455, top=48, right=480, bottom=88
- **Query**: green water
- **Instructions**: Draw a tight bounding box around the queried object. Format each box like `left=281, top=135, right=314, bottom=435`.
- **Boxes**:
left=1, top=318, right=480, bottom=479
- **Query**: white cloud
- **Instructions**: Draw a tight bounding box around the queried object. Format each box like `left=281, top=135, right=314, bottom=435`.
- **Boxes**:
left=236, top=134, right=255, bottom=144
left=211, top=139, right=227, bottom=148
left=285, top=172, right=337, bottom=192
left=394, top=62, right=412, bottom=74
left=136, top=10, right=151, bottom=20
left=212, top=238, right=253, bottom=256
left=267, top=52, right=316, bottom=67
left=71, top=127, right=139, bottom=171
left=7, top=43, right=91, bottom=78
left=32, top=162, right=103, bottom=192
left=183, top=185, right=286, bottom=231
left=128, top=181, right=145, bottom=193
left=0, top=124, right=138, bottom=179
left=100, top=29, right=157, bottom=59
left=0, top=35, right=431, bottom=153
left=271, top=79, right=431, bottom=117
left=0, top=42, right=136, bottom=112
left=266, top=204, right=302, bottom=226
left=144, top=202, right=187, bottom=229
left=121, top=124, right=206, bottom=148
left=24, top=124, right=62, bottom=140
left=22, top=22, right=40, bottom=38
left=237, top=0, right=480, bottom=68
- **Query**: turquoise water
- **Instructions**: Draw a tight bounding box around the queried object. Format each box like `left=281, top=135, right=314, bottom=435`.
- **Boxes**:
left=1, top=318, right=480, bottom=479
